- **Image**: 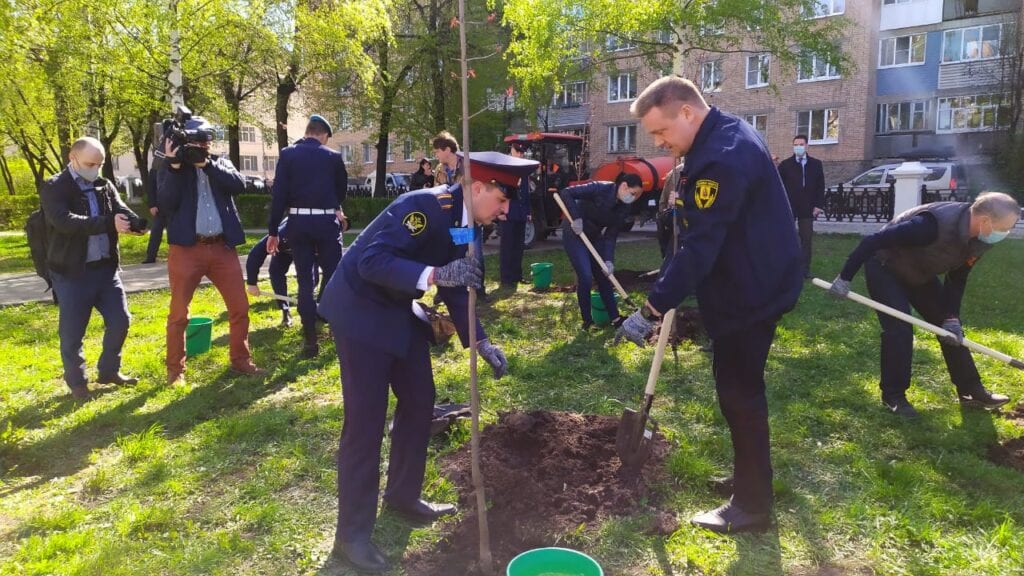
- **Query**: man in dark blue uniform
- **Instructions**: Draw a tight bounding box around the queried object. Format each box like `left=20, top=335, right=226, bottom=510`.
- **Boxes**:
left=828, top=193, right=1019, bottom=417
left=616, top=76, right=803, bottom=533
left=499, top=143, right=532, bottom=288
left=318, top=151, right=538, bottom=573
left=268, top=114, right=348, bottom=357
left=245, top=218, right=323, bottom=328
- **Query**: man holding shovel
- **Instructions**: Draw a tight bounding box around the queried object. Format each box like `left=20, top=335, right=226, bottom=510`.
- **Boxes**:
left=317, top=152, right=537, bottom=573
left=828, top=193, right=1020, bottom=417
left=616, top=76, right=803, bottom=533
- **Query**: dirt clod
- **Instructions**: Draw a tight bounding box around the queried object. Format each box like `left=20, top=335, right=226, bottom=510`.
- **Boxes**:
left=403, top=410, right=671, bottom=576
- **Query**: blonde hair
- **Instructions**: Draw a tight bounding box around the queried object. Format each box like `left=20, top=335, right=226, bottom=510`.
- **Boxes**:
left=630, top=76, right=707, bottom=119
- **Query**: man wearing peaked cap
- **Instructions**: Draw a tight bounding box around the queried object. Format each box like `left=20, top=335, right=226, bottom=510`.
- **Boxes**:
left=318, top=151, right=537, bottom=573
left=268, top=113, right=348, bottom=357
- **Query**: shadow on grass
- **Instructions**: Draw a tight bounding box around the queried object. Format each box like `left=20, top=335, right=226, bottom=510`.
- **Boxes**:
left=0, top=323, right=335, bottom=486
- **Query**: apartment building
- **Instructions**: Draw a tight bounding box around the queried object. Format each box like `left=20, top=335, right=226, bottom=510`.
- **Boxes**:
left=875, top=0, right=1019, bottom=164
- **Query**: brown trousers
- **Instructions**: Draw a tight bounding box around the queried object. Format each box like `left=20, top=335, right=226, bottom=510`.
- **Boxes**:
left=166, top=242, right=252, bottom=375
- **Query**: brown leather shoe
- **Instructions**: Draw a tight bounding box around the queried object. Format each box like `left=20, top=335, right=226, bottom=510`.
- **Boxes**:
left=231, top=363, right=266, bottom=376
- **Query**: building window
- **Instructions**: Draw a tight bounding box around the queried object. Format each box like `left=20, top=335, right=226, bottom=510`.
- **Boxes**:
left=608, top=125, right=637, bottom=153
left=553, top=81, right=587, bottom=108
left=879, top=34, right=926, bottom=67
left=745, top=54, right=770, bottom=88
left=385, top=144, right=393, bottom=163
left=797, top=109, right=839, bottom=144
left=264, top=156, right=277, bottom=171
left=239, top=155, right=258, bottom=171
left=943, top=24, right=1006, bottom=63
left=239, top=126, right=257, bottom=143
left=111, top=156, right=120, bottom=171
left=608, top=73, right=637, bottom=102
left=338, top=110, right=353, bottom=130
left=362, top=143, right=371, bottom=163
left=606, top=35, right=637, bottom=52
left=701, top=60, right=723, bottom=92
left=798, top=52, right=840, bottom=82
left=805, top=0, right=844, bottom=18
left=876, top=101, right=928, bottom=133
left=937, top=94, right=1010, bottom=133
left=403, top=139, right=413, bottom=161
left=339, top=144, right=352, bottom=163
left=744, top=114, right=768, bottom=139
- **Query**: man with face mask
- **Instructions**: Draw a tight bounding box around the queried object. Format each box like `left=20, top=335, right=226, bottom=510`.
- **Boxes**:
left=39, top=137, right=142, bottom=399
left=828, top=192, right=1020, bottom=417
left=267, top=114, right=348, bottom=357
left=615, top=76, right=803, bottom=534
left=318, top=151, right=537, bottom=573
left=777, top=135, right=825, bottom=278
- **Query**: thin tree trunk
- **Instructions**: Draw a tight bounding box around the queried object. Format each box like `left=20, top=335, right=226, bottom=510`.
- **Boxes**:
left=430, top=0, right=447, bottom=132
left=0, top=155, right=15, bottom=195
left=276, top=69, right=298, bottom=152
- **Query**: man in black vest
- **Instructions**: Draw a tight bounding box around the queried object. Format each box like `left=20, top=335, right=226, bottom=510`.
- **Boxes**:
left=829, top=193, right=1020, bottom=417
left=777, top=135, right=825, bottom=278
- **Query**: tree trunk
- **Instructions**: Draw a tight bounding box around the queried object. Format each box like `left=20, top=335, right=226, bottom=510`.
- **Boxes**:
left=373, top=41, right=393, bottom=196
left=0, top=155, right=15, bottom=195
left=276, top=68, right=298, bottom=152
left=430, top=0, right=447, bottom=132
left=54, top=90, right=73, bottom=165
left=222, top=76, right=243, bottom=169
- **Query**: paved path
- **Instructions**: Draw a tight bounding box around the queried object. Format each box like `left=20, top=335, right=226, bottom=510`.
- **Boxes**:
left=4, top=220, right=1020, bottom=307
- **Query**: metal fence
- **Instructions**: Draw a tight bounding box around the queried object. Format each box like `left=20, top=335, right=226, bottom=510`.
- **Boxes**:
left=821, top=184, right=972, bottom=223
left=345, top=184, right=409, bottom=199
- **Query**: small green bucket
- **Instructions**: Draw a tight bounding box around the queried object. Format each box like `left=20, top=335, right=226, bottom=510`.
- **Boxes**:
left=590, top=291, right=620, bottom=326
left=185, top=316, right=213, bottom=357
left=530, top=262, right=553, bottom=290
left=506, top=547, right=603, bottom=576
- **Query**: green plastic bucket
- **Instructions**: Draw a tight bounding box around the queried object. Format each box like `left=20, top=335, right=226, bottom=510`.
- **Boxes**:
left=506, top=547, right=603, bottom=576
left=185, top=317, right=213, bottom=357
left=590, top=291, right=620, bottom=326
left=530, top=262, right=553, bottom=290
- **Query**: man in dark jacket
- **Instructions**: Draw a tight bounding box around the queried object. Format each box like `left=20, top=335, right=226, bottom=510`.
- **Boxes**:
left=142, top=157, right=165, bottom=263
left=157, top=115, right=263, bottom=386
left=40, top=137, right=141, bottom=399
left=777, top=135, right=825, bottom=278
left=499, top=143, right=532, bottom=287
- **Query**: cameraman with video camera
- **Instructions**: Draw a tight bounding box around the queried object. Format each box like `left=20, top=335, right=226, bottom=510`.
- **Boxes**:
left=157, top=108, right=263, bottom=385
left=39, top=137, right=144, bottom=400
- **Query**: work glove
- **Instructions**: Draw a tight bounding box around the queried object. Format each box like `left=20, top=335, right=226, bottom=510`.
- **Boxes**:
left=614, top=309, right=655, bottom=347
left=604, top=261, right=614, bottom=275
left=828, top=276, right=851, bottom=299
left=939, top=318, right=964, bottom=347
left=570, top=218, right=584, bottom=235
left=434, top=257, right=483, bottom=289
left=477, top=339, right=508, bottom=379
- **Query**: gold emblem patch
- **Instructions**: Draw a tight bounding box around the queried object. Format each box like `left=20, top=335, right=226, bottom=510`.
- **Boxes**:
left=403, top=211, right=427, bottom=235
left=694, top=179, right=719, bottom=210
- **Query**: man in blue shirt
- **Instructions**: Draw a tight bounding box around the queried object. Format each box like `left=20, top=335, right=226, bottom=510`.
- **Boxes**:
left=617, top=76, right=803, bottom=534
left=319, top=151, right=537, bottom=573
left=39, top=137, right=141, bottom=399
left=268, top=115, right=348, bottom=357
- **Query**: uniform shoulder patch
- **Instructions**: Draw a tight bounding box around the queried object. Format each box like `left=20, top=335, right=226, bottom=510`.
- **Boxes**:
left=403, top=211, right=428, bottom=236
left=694, top=179, right=719, bottom=210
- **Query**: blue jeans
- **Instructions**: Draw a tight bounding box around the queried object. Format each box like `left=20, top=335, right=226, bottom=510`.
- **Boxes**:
left=50, top=262, right=131, bottom=390
left=864, top=257, right=982, bottom=401
left=562, top=230, right=618, bottom=324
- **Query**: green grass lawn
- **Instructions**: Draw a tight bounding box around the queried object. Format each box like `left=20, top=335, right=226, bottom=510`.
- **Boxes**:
left=1, top=235, right=1023, bottom=575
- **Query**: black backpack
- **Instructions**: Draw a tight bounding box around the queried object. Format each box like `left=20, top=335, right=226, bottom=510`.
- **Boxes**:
left=25, top=207, right=54, bottom=297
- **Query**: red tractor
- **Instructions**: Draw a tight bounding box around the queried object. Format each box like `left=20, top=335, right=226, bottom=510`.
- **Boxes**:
left=587, top=155, right=677, bottom=232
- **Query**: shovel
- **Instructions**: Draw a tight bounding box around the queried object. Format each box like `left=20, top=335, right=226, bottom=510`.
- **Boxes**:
left=552, top=192, right=634, bottom=306
left=812, top=278, right=1024, bottom=370
left=617, top=307, right=676, bottom=469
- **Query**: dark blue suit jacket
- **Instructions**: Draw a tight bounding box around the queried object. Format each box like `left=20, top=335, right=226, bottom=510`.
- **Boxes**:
left=649, top=107, right=803, bottom=338
left=318, top=185, right=486, bottom=358
left=269, top=137, right=348, bottom=235
left=506, top=175, right=532, bottom=222
left=157, top=156, right=246, bottom=247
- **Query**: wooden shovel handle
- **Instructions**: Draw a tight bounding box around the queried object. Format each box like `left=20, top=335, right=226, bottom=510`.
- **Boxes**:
left=552, top=193, right=632, bottom=303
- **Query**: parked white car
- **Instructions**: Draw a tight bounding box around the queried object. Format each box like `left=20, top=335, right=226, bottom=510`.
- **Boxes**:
left=842, top=162, right=968, bottom=192
left=364, top=172, right=411, bottom=197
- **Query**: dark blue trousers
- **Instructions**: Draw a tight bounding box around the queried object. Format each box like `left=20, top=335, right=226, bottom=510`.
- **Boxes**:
left=334, top=332, right=435, bottom=544
left=289, top=215, right=342, bottom=330
left=268, top=253, right=293, bottom=311
left=499, top=219, right=527, bottom=285
left=712, top=320, right=777, bottom=513
left=864, top=257, right=982, bottom=401
left=562, top=230, right=618, bottom=324
left=145, top=213, right=165, bottom=261
left=50, top=262, right=131, bottom=391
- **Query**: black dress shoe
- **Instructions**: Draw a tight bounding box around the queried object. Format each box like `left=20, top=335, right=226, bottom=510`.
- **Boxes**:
left=69, top=385, right=92, bottom=401
left=97, top=373, right=139, bottom=386
left=691, top=500, right=772, bottom=534
left=958, top=387, right=1010, bottom=410
left=383, top=499, right=457, bottom=523
left=331, top=539, right=389, bottom=573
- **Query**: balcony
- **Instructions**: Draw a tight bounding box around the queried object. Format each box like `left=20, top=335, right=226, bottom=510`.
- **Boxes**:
left=881, top=0, right=943, bottom=31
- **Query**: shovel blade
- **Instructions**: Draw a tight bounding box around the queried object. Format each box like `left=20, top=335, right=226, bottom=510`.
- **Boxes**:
left=616, top=408, right=654, bottom=469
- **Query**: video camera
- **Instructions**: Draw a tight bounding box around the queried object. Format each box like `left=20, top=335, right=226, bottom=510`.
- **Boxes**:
left=159, top=105, right=215, bottom=165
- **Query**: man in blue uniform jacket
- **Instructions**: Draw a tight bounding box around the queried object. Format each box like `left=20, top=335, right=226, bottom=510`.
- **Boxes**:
left=245, top=218, right=323, bottom=328
left=318, top=151, right=539, bottom=573
left=268, top=114, right=348, bottom=357
left=616, top=76, right=803, bottom=534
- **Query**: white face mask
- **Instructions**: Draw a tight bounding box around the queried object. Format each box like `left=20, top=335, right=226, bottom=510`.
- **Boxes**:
left=73, top=161, right=101, bottom=182
left=621, top=192, right=637, bottom=204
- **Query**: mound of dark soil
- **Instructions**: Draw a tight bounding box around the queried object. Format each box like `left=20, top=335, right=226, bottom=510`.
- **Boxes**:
left=403, top=410, right=674, bottom=576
